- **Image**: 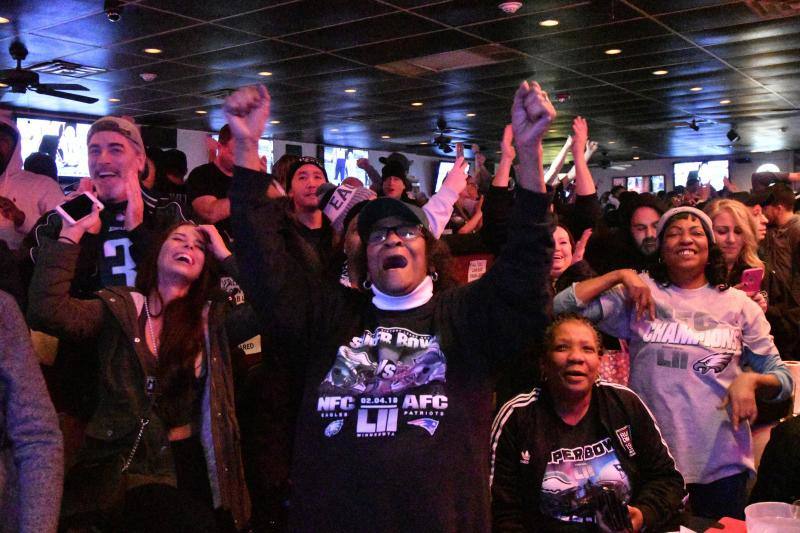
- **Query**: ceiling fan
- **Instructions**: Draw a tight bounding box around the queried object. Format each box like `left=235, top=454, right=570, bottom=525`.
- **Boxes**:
left=0, top=40, right=98, bottom=104
left=408, top=117, right=468, bottom=153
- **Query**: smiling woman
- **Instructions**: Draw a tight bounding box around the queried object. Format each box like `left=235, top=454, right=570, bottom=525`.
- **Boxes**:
left=26, top=219, right=252, bottom=530
left=553, top=206, right=794, bottom=520
left=491, top=315, right=685, bottom=532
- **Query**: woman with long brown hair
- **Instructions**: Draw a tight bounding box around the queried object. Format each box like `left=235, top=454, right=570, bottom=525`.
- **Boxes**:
left=28, top=212, right=250, bottom=532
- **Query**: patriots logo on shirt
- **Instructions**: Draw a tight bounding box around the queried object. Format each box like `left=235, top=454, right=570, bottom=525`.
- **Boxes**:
left=407, top=418, right=439, bottom=436
left=692, top=352, right=733, bottom=374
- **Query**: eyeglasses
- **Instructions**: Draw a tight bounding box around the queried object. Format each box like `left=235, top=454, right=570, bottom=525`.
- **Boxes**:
left=367, top=224, right=424, bottom=245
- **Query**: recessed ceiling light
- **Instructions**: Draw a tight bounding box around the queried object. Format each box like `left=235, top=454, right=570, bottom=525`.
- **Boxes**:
left=270, top=120, right=280, bottom=124
left=0, top=17, right=10, bottom=24
left=411, top=102, right=423, bottom=107
left=420, top=141, right=428, bottom=145
left=720, top=99, right=731, bottom=104
left=0, top=83, right=8, bottom=88
left=604, top=48, right=622, bottom=55
left=258, top=71, right=272, bottom=77
left=548, top=128, right=557, bottom=133
left=652, top=69, right=668, bottom=76
left=344, top=88, right=357, bottom=93
left=608, top=140, right=616, bottom=144
left=108, top=97, right=121, bottom=103
left=466, top=113, right=476, bottom=117
left=330, top=128, right=339, bottom=132
left=690, top=86, right=703, bottom=92
left=539, top=19, right=559, bottom=27
left=633, top=156, right=640, bottom=160
left=143, top=48, right=162, bottom=54
left=381, top=135, right=390, bottom=139
left=195, top=110, right=207, bottom=114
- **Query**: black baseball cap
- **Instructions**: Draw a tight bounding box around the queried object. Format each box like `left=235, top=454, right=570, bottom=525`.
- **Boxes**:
left=357, top=197, right=430, bottom=242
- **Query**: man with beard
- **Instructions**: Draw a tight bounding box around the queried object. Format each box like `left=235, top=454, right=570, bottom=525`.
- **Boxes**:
left=584, top=194, right=665, bottom=276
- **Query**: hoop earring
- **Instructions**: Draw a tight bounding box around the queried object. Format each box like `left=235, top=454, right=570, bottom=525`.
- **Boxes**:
left=362, top=278, right=372, bottom=290
left=430, top=271, right=439, bottom=282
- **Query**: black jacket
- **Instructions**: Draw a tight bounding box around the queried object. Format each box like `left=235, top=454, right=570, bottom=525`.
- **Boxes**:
left=749, top=414, right=800, bottom=504
left=231, top=166, right=554, bottom=533
left=491, top=382, right=685, bottom=532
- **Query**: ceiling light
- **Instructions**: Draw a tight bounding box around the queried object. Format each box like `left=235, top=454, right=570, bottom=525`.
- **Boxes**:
left=689, top=119, right=699, bottom=131
left=0, top=17, right=10, bottom=24
left=548, top=128, right=557, bottom=133
left=652, top=69, right=668, bottom=76
left=466, top=113, right=476, bottom=117
left=727, top=128, right=740, bottom=143
left=539, top=19, right=559, bottom=27
left=633, top=156, right=640, bottom=160
left=195, top=110, right=207, bottom=115
left=330, top=128, right=339, bottom=132
left=344, top=88, right=357, bottom=93
left=381, top=135, right=390, bottom=139
left=258, top=71, right=272, bottom=77
left=608, top=140, right=616, bottom=144
left=720, top=99, right=731, bottom=105
left=270, top=120, right=280, bottom=124
left=143, top=48, right=162, bottom=54
left=690, top=86, right=703, bottom=92
left=108, top=97, right=121, bottom=103
left=411, top=102, right=423, bottom=107
left=420, top=141, right=428, bottom=145
left=0, top=82, right=9, bottom=88
left=604, top=48, right=622, bottom=55
left=498, top=2, right=523, bottom=14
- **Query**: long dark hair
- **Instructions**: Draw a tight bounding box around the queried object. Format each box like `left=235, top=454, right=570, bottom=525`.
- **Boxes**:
left=135, top=222, right=215, bottom=397
left=648, top=212, right=729, bottom=289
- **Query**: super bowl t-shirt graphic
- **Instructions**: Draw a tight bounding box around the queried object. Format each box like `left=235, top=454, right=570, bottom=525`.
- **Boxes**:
left=317, top=326, right=448, bottom=438
left=540, top=437, right=631, bottom=523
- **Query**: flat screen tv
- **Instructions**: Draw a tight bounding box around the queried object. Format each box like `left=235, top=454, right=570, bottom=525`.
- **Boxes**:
left=650, top=175, right=665, bottom=193
left=627, top=176, right=646, bottom=193
left=673, top=160, right=729, bottom=191
left=322, top=146, right=369, bottom=186
left=16, top=117, right=91, bottom=180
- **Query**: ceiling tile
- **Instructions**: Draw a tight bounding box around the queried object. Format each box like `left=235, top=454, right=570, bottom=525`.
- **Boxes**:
left=335, top=30, right=485, bottom=65
left=217, top=0, right=393, bottom=38
left=112, top=23, right=262, bottom=60
left=136, top=0, right=295, bottom=21
left=176, top=39, right=311, bottom=70
left=33, top=4, right=197, bottom=47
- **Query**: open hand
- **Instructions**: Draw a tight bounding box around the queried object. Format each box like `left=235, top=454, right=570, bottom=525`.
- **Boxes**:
left=572, top=228, right=592, bottom=264
left=224, top=85, right=271, bottom=142
left=196, top=224, right=232, bottom=261
left=124, top=167, right=144, bottom=231
left=442, top=156, right=469, bottom=194
left=572, top=116, right=588, bottom=153
left=500, top=124, right=516, bottom=161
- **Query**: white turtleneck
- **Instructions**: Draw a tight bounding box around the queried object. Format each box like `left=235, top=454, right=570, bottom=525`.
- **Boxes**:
left=371, top=275, right=434, bottom=311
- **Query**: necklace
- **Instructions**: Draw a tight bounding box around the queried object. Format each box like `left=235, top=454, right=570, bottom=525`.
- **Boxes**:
left=143, top=296, right=159, bottom=358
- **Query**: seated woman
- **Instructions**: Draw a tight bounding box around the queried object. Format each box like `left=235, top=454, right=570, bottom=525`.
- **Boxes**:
left=491, top=315, right=685, bottom=532
left=27, top=216, right=250, bottom=531
left=704, top=199, right=767, bottom=311
left=226, top=81, right=555, bottom=531
left=554, top=206, right=793, bottom=520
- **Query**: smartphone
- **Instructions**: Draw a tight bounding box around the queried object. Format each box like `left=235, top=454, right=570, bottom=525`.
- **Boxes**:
left=55, top=192, right=104, bottom=225
left=740, top=267, right=764, bottom=294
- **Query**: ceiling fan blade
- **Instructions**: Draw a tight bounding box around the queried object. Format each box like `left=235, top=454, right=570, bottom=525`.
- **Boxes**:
left=34, top=87, right=98, bottom=104
left=37, top=83, right=90, bottom=91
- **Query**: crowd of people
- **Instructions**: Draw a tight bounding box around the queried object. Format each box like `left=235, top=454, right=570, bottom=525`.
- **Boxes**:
left=0, top=79, right=798, bottom=533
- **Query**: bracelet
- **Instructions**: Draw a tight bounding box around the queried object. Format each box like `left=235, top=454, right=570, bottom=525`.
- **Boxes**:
left=57, top=236, right=78, bottom=245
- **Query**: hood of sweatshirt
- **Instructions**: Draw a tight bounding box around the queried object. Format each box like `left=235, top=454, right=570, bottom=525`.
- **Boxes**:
left=0, top=111, right=23, bottom=182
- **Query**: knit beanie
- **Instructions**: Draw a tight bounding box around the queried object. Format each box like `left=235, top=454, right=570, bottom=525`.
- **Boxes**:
left=286, top=157, right=328, bottom=192
left=316, top=182, right=377, bottom=233
left=381, top=160, right=411, bottom=191
left=656, top=206, right=716, bottom=246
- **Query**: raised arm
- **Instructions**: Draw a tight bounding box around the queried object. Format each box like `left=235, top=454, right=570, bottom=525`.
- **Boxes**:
left=571, top=116, right=596, bottom=197
left=422, top=157, right=468, bottom=238
left=27, top=208, right=105, bottom=341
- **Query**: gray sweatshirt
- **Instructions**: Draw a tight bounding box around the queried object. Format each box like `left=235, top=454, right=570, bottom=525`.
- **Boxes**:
left=0, top=290, right=63, bottom=533
left=554, top=274, right=793, bottom=485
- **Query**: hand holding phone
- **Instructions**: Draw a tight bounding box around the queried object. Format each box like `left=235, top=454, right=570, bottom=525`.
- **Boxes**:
left=455, top=142, right=464, bottom=160
left=739, top=267, right=764, bottom=295
left=56, top=192, right=104, bottom=226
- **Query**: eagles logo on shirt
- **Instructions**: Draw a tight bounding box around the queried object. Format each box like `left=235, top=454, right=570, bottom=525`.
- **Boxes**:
left=692, top=352, right=734, bottom=374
